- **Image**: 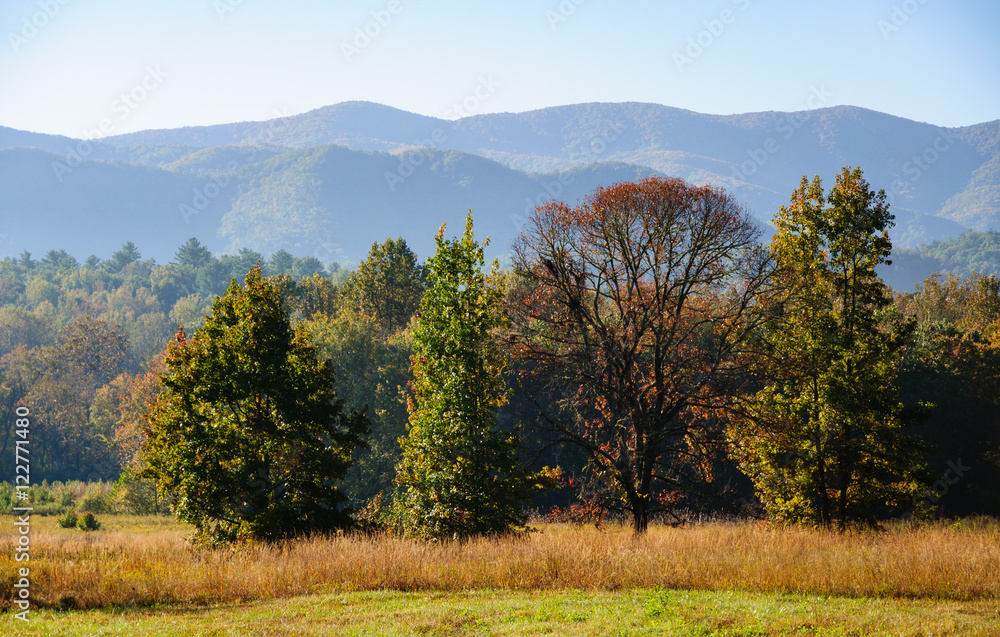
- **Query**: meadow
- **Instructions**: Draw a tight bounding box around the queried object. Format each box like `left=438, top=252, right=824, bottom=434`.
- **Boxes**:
left=3, top=514, right=1000, bottom=634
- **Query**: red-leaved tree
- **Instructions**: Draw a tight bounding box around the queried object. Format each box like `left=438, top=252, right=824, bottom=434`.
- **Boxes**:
left=508, top=176, right=775, bottom=533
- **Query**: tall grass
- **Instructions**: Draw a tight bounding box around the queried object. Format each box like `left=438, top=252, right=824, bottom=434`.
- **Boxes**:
left=2, top=515, right=999, bottom=610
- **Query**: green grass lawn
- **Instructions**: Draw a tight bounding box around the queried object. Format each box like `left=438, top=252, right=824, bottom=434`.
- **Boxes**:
left=9, top=588, right=1000, bottom=636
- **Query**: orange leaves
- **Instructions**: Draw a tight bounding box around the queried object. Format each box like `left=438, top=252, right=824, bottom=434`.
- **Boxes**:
left=509, top=175, right=773, bottom=530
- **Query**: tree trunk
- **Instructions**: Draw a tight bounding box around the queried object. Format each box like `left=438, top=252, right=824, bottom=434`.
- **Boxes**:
left=633, top=506, right=649, bottom=534
left=837, top=422, right=852, bottom=530
left=816, top=449, right=831, bottom=528
left=631, top=489, right=650, bottom=534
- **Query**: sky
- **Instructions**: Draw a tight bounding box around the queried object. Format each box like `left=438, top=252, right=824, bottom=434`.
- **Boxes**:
left=1, top=0, right=998, bottom=138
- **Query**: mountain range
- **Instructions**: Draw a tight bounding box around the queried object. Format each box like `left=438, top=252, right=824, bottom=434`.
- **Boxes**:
left=1, top=101, right=998, bottom=271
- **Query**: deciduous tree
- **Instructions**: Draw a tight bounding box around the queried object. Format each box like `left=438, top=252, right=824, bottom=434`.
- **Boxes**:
left=304, top=309, right=413, bottom=506
left=143, top=267, right=366, bottom=544
left=394, top=214, right=539, bottom=539
left=341, top=238, right=426, bottom=332
left=23, top=316, right=128, bottom=480
left=509, top=176, right=774, bottom=533
left=730, top=167, right=929, bottom=528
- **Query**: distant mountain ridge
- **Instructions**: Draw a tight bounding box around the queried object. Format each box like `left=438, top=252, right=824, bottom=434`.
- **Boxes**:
left=1, top=101, right=998, bottom=273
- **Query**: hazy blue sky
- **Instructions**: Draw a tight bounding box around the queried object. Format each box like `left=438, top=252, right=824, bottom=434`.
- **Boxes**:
left=1, top=0, right=997, bottom=137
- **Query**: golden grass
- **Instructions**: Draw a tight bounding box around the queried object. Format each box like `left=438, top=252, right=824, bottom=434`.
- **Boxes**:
left=3, top=515, right=999, bottom=610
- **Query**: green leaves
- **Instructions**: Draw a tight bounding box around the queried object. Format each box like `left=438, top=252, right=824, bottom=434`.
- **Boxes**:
left=393, top=213, right=535, bottom=540
left=341, top=238, right=426, bottom=332
left=143, top=266, right=366, bottom=545
left=734, top=167, right=928, bottom=528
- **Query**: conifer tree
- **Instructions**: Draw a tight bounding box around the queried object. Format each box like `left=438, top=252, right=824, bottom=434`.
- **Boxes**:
left=394, top=214, right=537, bottom=539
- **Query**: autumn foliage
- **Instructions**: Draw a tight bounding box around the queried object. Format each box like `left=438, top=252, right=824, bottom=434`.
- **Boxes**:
left=509, top=176, right=775, bottom=533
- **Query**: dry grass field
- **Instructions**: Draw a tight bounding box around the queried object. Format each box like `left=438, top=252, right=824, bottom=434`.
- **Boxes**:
left=3, top=514, right=999, bottom=613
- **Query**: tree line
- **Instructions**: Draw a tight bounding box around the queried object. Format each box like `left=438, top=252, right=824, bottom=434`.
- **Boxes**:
left=2, top=167, right=999, bottom=542
left=0, top=239, right=345, bottom=483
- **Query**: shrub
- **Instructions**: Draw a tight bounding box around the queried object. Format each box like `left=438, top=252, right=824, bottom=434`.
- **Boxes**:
left=76, top=512, right=101, bottom=531
left=0, top=482, right=14, bottom=513
left=30, top=483, right=55, bottom=505
left=57, top=511, right=79, bottom=529
left=27, top=483, right=63, bottom=515
left=79, top=483, right=110, bottom=513
left=111, top=472, right=160, bottom=515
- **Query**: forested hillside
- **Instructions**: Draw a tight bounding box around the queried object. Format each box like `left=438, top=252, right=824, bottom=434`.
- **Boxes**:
left=881, top=230, right=1000, bottom=291
left=0, top=239, right=338, bottom=480
left=3, top=102, right=998, bottom=266
left=0, top=142, right=658, bottom=263
left=101, top=102, right=1000, bottom=231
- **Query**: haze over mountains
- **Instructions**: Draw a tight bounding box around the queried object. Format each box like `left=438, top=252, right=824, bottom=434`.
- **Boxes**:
left=1, top=101, right=998, bottom=269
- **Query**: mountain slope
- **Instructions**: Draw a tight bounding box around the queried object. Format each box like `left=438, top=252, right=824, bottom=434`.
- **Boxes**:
left=0, top=143, right=663, bottom=263
left=0, top=147, right=227, bottom=260
left=2, top=102, right=998, bottom=268
left=220, top=145, right=663, bottom=259
left=98, top=102, right=1000, bottom=236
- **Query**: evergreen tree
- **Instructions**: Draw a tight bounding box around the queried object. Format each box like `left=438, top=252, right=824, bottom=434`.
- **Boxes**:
left=268, top=249, right=296, bottom=275
left=292, top=256, right=326, bottom=279
left=393, top=214, right=537, bottom=539
left=107, top=241, right=142, bottom=273
left=174, top=237, right=213, bottom=270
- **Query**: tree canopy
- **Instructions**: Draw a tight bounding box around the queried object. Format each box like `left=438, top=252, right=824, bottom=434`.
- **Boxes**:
left=730, top=167, right=930, bottom=528
left=341, top=238, right=426, bottom=332
left=143, top=267, right=367, bottom=544
left=509, top=176, right=775, bottom=533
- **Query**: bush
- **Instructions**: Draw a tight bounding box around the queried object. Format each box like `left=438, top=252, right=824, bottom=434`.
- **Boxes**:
left=0, top=482, right=14, bottom=513
left=111, top=472, right=161, bottom=515
left=28, top=483, right=63, bottom=515
left=57, top=511, right=79, bottom=529
left=79, top=483, right=110, bottom=514
left=30, top=483, right=55, bottom=505
left=76, top=512, right=101, bottom=531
